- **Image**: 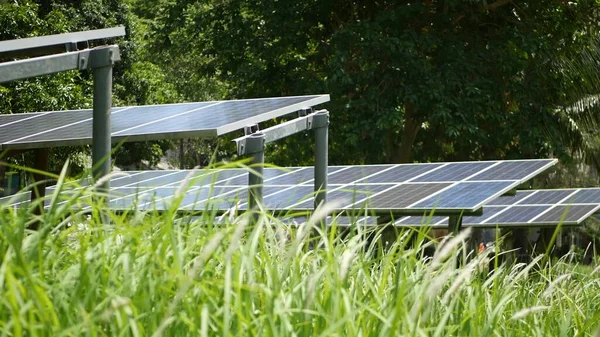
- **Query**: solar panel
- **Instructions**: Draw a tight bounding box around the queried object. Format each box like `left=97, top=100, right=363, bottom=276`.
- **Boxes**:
left=394, top=188, right=600, bottom=228
left=0, top=95, right=329, bottom=150
left=0, top=159, right=557, bottom=216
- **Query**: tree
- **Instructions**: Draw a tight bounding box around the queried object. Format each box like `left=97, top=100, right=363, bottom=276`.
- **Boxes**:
left=148, top=0, right=600, bottom=167
left=0, top=0, right=183, bottom=174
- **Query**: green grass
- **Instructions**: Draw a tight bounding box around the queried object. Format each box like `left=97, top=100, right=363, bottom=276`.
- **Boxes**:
left=0, top=167, right=599, bottom=336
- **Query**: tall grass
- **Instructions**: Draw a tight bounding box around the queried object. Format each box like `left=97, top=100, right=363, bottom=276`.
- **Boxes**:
left=0, top=167, right=599, bottom=336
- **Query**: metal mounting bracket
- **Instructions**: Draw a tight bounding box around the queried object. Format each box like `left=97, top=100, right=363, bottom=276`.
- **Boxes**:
left=297, top=107, right=313, bottom=117
left=311, top=109, right=330, bottom=129
left=234, top=110, right=326, bottom=156
left=244, top=124, right=260, bottom=135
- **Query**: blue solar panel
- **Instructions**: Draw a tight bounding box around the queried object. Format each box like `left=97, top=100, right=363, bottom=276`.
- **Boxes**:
left=0, top=95, right=330, bottom=150
left=259, top=186, right=315, bottom=210
left=412, top=181, right=513, bottom=209
left=109, top=171, right=184, bottom=188
left=365, top=183, right=452, bottom=209
left=533, top=205, right=599, bottom=224
left=121, top=97, right=313, bottom=136
left=485, top=190, right=535, bottom=206
left=111, top=103, right=214, bottom=131
left=395, top=215, right=447, bottom=226
left=355, top=164, right=443, bottom=183
left=328, top=166, right=390, bottom=184
left=485, top=205, right=549, bottom=224
left=0, top=159, right=558, bottom=216
left=224, top=167, right=303, bottom=185
left=520, top=190, right=575, bottom=205
left=463, top=206, right=508, bottom=224
left=110, top=170, right=249, bottom=188
left=393, top=188, right=600, bottom=227
left=293, top=184, right=391, bottom=210
left=571, top=189, right=600, bottom=204
left=265, top=167, right=347, bottom=185
left=467, top=160, right=551, bottom=181
left=182, top=187, right=244, bottom=211
left=413, top=162, right=493, bottom=182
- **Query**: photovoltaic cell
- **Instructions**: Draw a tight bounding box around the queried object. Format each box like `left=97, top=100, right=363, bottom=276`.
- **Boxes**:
left=111, top=103, right=214, bottom=131
left=293, top=184, right=391, bottom=210
left=177, top=186, right=243, bottom=211
left=519, top=190, right=575, bottom=205
left=328, top=166, right=390, bottom=184
left=467, top=160, right=550, bottom=181
left=259, top=186, right=315, bottom=210
left=13, top=104, right=220, bottom=145
left=109, top=170, right=247, bottom=188
left=394, top=188, right=600, bottom=228
left=394, top=215, right=447, bottom=226
left=124, top=98, right=310, bottom=135
left=484, top=205, right=550, bottom=224
left=0, top=109, right=95, bottom=145
left=463, top=206, right=508, bottom=224
left=365, top=183, right=451, bottom=209
left=412, top=181, right=513, bottom=209
left=356, top=164, right=443, bottom=183
left=110, top=186, right=241, bottom=211
left=485, top=190, right=535, bottom=206
left=533, top=205, right=600, bottom=224
left=0, top=113, right=46, bottom=127
left=109, top=171, right=178, bottom=187
left=214, top=168, right=299, bottom=186
left=571, top=189, right=600, bottom=204
left=413, top=162, right=492, bottom=182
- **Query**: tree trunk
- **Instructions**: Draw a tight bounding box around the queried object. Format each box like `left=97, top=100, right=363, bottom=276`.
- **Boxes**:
left=386, top=101, right=421, bottom=164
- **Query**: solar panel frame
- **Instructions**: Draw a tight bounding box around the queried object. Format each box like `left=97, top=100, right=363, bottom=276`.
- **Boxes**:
left=0, top=95, right=330, bottom=150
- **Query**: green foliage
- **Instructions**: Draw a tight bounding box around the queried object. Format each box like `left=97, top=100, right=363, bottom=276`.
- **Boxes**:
left=0, top=0, right=188, bottom=172
left=0, top=168, right=599, bottom=335
left=148, top=0, right=600, bottom=167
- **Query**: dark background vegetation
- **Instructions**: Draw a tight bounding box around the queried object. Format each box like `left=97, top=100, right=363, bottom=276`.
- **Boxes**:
left=1, top=1, right=599, bottom=184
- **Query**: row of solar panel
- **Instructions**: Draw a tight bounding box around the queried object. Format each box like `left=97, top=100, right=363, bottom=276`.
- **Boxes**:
left=85, top=160, right=554, bottom=186
left=3, top=184, right=598, bottom=227
left=274, top=189, right=600, bottom=228
left=0, top=95, right=329, bottom=150
left=396, top=189, right=600, bottom=227
left=0, top=160, right=556, bottom=213
left=0, top=182, right=515, bottom=212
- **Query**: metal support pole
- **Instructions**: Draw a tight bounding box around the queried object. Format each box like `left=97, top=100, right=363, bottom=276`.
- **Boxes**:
left=91, top=48, right=114, bottom=195
left=0, top=163, right=5, bottom=197
left=313, top=110, right=329, bottom=209
left=246, top=133, right=265, bottom=212
left=179, top=139, right=185, bottom=169
left=512, top=228, right=529, bottom=263
left=448, top=214, right=463, bottom=235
